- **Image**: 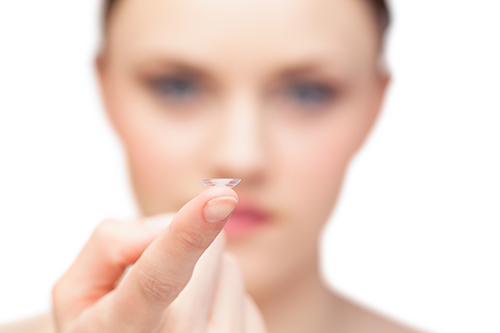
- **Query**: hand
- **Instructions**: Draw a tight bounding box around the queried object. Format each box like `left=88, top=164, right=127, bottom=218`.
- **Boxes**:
left=52, top=186, right=267, bottom=332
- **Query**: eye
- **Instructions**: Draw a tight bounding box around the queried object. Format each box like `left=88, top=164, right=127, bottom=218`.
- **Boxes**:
left=149, top=76, right=201, bottom=102
left=286, top=82, right=337, bottom=108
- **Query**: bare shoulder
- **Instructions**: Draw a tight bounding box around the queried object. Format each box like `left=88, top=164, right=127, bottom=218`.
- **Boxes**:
left=337, top=296, right=427, bottom=333
left=0, top=313, right=55, bottom=333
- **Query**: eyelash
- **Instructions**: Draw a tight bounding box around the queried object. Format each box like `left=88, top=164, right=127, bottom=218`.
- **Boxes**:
left=284, top=82, right=337, bottom=109
left=147, top=76, right=337, bottom=111
left=149, top=76, right=201, bottom=102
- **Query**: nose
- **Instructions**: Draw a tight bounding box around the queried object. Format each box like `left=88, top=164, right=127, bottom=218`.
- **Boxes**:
left=209, top=94, right=267, bottom=184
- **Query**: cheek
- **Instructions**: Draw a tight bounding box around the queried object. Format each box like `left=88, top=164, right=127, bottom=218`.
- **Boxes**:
left=106, top=78, right=210, bottom=214
left=125, top=132, right=182, bottom=212
left=273, top=107, right=373, bottom=229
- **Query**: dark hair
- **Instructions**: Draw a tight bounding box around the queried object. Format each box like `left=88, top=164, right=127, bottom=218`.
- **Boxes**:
left=367, top=0, right=391, bottom=37
left=103, top=0, right=390, bottom=41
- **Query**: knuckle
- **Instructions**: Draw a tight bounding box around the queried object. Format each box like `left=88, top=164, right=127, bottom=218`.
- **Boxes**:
left=93, top=218, right=119, bottom=242
left=91, top=219, right=127, bottom=266
left=136, top=265, right=184, bottom=303
left=51, top=277, right=72, bottom=317
left=51, top=280, right=62, bottom=305
left=52, top=273, right=71, bottom=304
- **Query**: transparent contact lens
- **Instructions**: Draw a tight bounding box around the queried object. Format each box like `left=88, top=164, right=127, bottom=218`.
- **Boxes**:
left=201, top=178, right=241, bottom=188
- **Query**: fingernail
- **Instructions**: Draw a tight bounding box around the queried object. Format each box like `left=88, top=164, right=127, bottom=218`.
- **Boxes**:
left=145, top=213, right=175, bottom=231
left=203, top=196, right=238, bottom=223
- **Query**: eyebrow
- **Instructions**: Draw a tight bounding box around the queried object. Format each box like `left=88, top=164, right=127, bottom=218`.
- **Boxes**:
left=278, top=64, right=327, bottom=78
left=133, top=52, right=347, bottom=87
left=133, top=57, right=220, bottom=89
left=273, top=61, right=347, bottom=83
left=137, top=58, right=212, bottom=77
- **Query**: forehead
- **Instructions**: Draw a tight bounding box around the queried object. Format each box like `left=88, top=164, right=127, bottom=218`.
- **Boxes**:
left=106, top=0, right=379, bottom=75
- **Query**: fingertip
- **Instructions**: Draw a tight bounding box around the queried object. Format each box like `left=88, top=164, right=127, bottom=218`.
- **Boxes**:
left=203, top=196, right=238, bottom=223
left=203, top=186, right=239, bottom=203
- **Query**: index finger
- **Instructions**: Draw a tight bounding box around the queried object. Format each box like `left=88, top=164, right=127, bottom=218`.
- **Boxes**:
left=94, top=186, right=238, bottom=331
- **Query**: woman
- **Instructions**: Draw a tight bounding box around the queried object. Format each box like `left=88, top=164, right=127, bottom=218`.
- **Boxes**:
left=5, top=0, right=423, bottom=331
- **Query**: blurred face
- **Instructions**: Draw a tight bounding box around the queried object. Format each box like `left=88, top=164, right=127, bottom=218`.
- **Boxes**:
left=99, top=0, right=388, bottom=300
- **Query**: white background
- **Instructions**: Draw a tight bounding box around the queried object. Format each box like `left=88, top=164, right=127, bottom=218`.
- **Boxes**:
left=0, top=1, right=499, bottom=332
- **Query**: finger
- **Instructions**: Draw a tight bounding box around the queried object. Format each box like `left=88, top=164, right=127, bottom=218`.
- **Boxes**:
left=115, top=213, right=177, bottom=289
left=244, top=295, right=268, bottom=333
left=97, top=187, right=238, bottom=331
left=160, top=232, right=226, bottom=332
left=208, top=253, right=245, bottom=333
left=52, top=214, right=173, bottom=330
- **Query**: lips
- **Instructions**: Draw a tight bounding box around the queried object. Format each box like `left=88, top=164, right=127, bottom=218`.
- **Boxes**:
left=224, top=204, right=270, bottom=237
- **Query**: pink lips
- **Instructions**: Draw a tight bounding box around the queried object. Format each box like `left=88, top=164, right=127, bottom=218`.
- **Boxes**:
left=224, top=205, right=270, bottom=237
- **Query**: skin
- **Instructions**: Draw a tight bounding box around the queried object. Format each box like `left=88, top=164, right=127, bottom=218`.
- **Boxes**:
left=2, top=0, right=426, bottom=332
left=101, top=0, right=383, bottom=303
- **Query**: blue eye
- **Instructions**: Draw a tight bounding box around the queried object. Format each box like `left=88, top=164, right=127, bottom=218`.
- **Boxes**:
left=287, top=83, right=335, bottom=107
left=150, top=77, right=200, bottom=101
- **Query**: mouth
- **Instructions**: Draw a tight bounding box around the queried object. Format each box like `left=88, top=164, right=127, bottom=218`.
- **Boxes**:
left=224, top=203, right=271, bottom=238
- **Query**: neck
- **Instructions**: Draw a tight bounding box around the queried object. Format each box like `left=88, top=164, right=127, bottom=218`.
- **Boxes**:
left=254, top=254, right=343, bottom=333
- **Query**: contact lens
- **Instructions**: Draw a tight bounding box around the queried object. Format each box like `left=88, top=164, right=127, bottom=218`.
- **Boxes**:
left=201, top=178, right=241, bottom=188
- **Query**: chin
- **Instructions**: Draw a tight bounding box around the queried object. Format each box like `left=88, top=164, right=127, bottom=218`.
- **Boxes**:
left=225, top=230, right=296, bottom=304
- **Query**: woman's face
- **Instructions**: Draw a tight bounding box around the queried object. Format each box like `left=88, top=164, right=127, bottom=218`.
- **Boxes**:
left=99, top=0, right=388, bottom=299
